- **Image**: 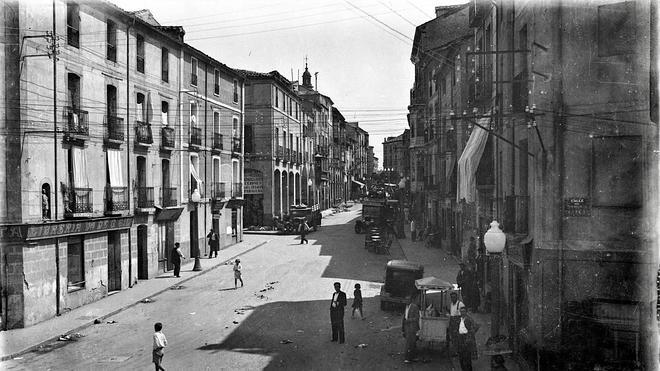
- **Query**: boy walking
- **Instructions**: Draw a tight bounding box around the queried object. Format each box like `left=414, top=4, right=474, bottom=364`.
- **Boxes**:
left=299, top=220, right=310, bottom=244
left=152, top=322, right=167, bottom=371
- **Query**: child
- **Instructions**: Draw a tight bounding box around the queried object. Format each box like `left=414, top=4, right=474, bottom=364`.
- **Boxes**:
left=351, top=283, right=364, bottom=319
left=153, top=322, right=167, bottom=371
left=233, top=259, right=244, bottom=288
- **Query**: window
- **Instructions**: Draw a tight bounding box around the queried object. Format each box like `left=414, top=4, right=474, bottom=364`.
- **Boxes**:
left=275, top=88, right=279, bottom=108
left=161, top=47, right=169, bottom=82
left=68, top=73, right=81, bottom=110
left=67, top=2, right=79, bottom=48
left=190, top=155, right=202, bottom=196
left=244, top=125, right=253, bottom=153
left=598, top=2, right=635, bottom=56
left=275, top=127, right=279, bottom=146
left=136, top=34, right=145, bottom=73
left=513, top=25, right=529, bottom=112
left=233, top=79, right=238, bottom=102
left=106, top=20, right=116, bottom=61
left=106, top=85, right=117, bottom=117
left=214, top=70, right=220, bottom=95
left=191, top=57, right=198, bottom=86
left=283, top=94, right=287, bottom=112
left=67, top=236, right=85, bottom=290
left=233, top=117, right=239, bottom=138
left=136, top=93, right=145, bottom=122
left=161, top=101, right=169, bottom=125
left=190, top=101, right=197, bottom=126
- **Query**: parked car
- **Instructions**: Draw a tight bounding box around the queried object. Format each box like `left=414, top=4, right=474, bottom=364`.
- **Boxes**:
left=380, top=260, right=424, bottom=311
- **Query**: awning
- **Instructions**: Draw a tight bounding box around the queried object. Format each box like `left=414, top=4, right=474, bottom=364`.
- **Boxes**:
left=457, top=117, right=490, bottom=203
left=352, top=179, right=365, bottom=188
left=154, top=207, right=184, bottom=222
left=226, top=199, right=245, bottom=209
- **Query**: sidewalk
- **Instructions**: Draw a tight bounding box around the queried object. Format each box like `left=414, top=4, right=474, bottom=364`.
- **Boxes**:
left=0, top=236, right=270, bottom=362
left=395, top=226, right=520, bottom=370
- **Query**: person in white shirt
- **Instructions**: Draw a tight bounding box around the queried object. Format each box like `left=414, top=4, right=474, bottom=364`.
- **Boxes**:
left=233, top=259, right=243, bottom=289
left=446, top=291, right=465, bottom=353
left=456, top=307, right=479, bottom=371
left=152, top=322, right=168, bottom=371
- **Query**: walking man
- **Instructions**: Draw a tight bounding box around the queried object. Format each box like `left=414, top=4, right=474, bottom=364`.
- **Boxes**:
left=299, top=220, right=310, bottom=244
left=207, top=229, right=219, bottom=258
left=171, top=243, right=184, bottom=278
left=402, top=294, right=420, bottom=363
left=152, top=322, right=167, bottom=371
left=446, top=291, right=465, bottom=352
left=330, top=282, right=347, bottom=344
left=233, top=259, right=243, bottom=288
left=456, top=307, right=479, bottom=370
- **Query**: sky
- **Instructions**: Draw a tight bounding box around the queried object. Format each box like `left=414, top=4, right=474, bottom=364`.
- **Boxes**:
left=110, top=0, right=466, bottom=168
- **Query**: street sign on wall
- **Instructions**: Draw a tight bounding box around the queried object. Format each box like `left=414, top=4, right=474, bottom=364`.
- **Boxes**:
left=564, top=197, right=591, bottom=217
left=244, top=169, right=263, bottom=194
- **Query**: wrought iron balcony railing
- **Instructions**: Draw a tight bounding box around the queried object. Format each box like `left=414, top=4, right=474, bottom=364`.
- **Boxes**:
left=135, top=121, right=153, bottom=144
left=277, top=145, right=284, bottom=159
left=161, top=127, right=175, bottom=149
left=190, top=127, right=202, bottom=147
left=136, top=186, right=154, bottom=208
left=105, top=186, right=128, bottom=212
left=213, top=133, right=224, bottom=150
left=213, top=182, right=226, bottom=199
left=67, top=107, right=89, bottom=136
left=161, top=187, right=178, bottom=207
left=105, top=116, right=124, bottom=142
left=65, top=187, right=92, bottom=214
left=232, top=137, right=241, bottom=153
left=232, top=183, right=243, bottom=198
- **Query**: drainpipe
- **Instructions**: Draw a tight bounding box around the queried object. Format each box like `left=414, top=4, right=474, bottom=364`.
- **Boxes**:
left=126, top=17, right=134, bottom=287
left=203, top=62, right=208, bottom=257
left=52, top=0, right=60, bottom=316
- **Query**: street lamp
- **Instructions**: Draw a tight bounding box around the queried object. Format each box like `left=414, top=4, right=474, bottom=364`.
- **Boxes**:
left=190, top=189, right=202, bottom=272
left=483, top=220, right=505, bottom=338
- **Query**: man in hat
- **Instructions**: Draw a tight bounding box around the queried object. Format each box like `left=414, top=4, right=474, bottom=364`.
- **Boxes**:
left=233, top=259, right=243, bottom=288
left=170, top=243, right=184, bottom=278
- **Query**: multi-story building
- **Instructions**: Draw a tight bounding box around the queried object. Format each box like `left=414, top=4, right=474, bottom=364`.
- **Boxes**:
left=382, top=129, right=410, bottom=183
left=297, top=64, right=334, bottom=211
left=241, top=69, right=310, bottom=226
left=0, top=2, right=243, bottom=330
left=410, top=0, right=658, bottom=368
left=180, top=43, right=244, bottom=260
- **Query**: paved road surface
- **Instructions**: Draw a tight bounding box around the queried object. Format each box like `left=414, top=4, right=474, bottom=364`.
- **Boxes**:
left=3, top=208, right=455, bottom=370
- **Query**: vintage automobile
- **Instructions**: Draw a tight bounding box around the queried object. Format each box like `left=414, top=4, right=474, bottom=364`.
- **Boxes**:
left=288, top=204, right=321, bottom=233
left=380, top=260, right=424, bottom=311
left=355, top=198, right=387, bottom=233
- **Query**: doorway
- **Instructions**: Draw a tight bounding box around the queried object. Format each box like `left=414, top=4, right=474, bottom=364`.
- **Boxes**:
left=189, top=207, right=198, bottom=258
left=161, top=222, right=174, bottom=271
left=137, top=225, right=148, bottom=279
left=107, top=231, right=122, bottom=291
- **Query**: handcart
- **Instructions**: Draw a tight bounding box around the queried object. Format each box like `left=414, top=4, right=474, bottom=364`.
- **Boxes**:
left=414, top=276, right=459, bottom=349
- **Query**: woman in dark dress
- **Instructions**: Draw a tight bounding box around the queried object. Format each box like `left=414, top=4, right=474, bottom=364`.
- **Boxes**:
left=351, top=283, right=364, bottom=319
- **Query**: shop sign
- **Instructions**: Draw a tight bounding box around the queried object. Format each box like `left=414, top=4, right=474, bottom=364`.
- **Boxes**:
left=564, top=197, right=591, bottom=217
left=244, top=170, right=263, bottom=194
left=26, top=217, right=134, bottom=240
left=0, top=225, right=28, bottom=242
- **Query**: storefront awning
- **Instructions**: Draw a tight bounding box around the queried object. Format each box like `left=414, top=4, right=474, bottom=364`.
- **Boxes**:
left=226, top=199, right=245, bottom=209
left=154, top=207, right=184, bottom=222
left=352, top=179, right=365, bottom=188
left=457, top=117, right=490, bottom=203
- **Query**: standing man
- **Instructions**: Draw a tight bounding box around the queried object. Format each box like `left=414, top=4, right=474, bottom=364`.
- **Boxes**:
left=402, top=294, right=420, bottom=364
left=233, top=259, right=243, bottom=289
left=170, top=243, right=184, bottom=278
left=207, top=229, right=219, bottom=258
left=330, top=282, right=347, bottom=344
left=456, top=306, right=479, bottom=370
left=410, top=219, right=417, bottom=241
left=446, top=291, right=465, bottom=353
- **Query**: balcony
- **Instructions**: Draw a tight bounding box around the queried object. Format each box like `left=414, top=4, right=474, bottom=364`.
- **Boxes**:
left=285, top=148, right=291, bottom=162
left=105, top=186, right=128, bottom=213
left=190, top=127, right=202, bottom=148
left=232, top=183, right=243, bottom=198
left=232, top=137, right=241, bottom=154
left=135, top=121, right=153, bottom=145
left=66, top=107, right=89, bottom=137
left=105, top=116, right=124, bottom=143
left=277, top=145, right=284, bottom=160
left=161, top=187, right=178, bottom=207
left=136, top=186, right=154, bottom=209
left=65, top=187, right=93, bottom=215
left=503, top=195, right=529, bottom=234
left=211, top=132, right=224, bottom=152
left=161, top=126, right=175, bottom=150
left=212, top=182, right=227, bottom=199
